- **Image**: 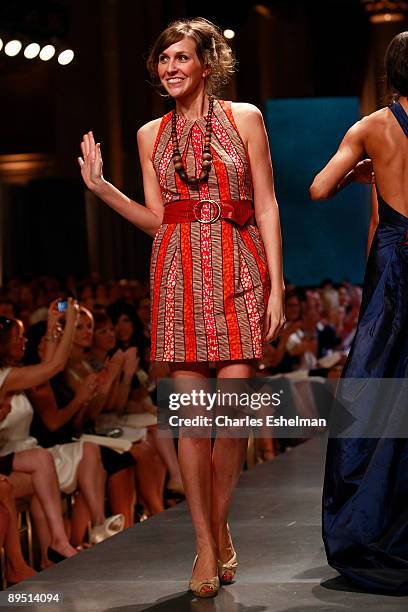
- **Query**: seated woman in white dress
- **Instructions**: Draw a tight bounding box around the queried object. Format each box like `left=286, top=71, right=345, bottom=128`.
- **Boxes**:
left=0, top=299, right=123, bottom=568
left=0, top=299, right=80, bottom=567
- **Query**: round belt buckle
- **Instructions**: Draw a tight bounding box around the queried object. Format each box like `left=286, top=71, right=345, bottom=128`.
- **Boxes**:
left=193, top=199, right=221, bottom=224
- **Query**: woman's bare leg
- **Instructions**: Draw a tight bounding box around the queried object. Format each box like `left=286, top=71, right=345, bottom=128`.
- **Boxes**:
left=132, top=441, right=166, bottom=515
left=0, top=503, right=7, bottom=548
left=170, top=362, right=217, bottom=594
left=149, top=428, right=182, bottom=486
left=30, top=494, right=53, bottom=569
left=107, top=467, right=135, bottom=528
left=211, top=360, right=254, bottom=579
left=70, top=492, right=91, bottom=548
left=76, top=443, right=106, bottom=526
left=0, top=479, right=36, bottom=582
left=11, top=449, right=77, bottom=558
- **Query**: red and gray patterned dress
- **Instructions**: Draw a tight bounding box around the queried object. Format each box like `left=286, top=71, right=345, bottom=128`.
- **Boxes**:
left=149, top=98, right=270, bottom=362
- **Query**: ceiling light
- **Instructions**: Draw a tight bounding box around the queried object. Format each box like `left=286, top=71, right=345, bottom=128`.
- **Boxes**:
left=39, top=44, right=56, bottom=61
left=24, top=43, right=40, bottom=59
left=4, top=40, right=22, bottom=57
left=57, top=49, right=74, bottom=65
left=223, top=29, right=235, bottom=40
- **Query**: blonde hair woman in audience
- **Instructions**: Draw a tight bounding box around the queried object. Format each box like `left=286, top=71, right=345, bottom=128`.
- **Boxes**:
left=64, top=307, right=137, bottom=527
left=23, top=319, right=125, bottom=548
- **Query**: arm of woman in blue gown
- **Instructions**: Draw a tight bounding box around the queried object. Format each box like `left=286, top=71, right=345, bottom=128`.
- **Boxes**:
left=233, top=103, right=285, bottom=342
left=78, top=124, right=164, bottom=238
left=309, top=120, right=373, bottom=200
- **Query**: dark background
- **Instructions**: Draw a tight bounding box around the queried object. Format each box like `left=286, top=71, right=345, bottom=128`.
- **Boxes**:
left=0, top=0, right=406, bottom=282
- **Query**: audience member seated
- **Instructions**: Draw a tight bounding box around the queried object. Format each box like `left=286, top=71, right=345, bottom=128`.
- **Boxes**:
left=102, top=306, right=184, bottom=497
left=63, top=307, right=137, bottom=528
left=0, top=405, right=36, bottom=584
left=23, top=318, right=125, bottom=549
left=0, top=306, right=80, bottom=568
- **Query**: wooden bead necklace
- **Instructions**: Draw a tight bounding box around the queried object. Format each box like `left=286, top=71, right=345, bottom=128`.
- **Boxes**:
left=171, top=94, right=214, bottom=185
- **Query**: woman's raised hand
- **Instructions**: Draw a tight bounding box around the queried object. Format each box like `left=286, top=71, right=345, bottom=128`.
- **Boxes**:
left=78, top=131, right=104, bottom=191
left=75, top=373, right=99, bottom=405
left=123, top=347, right=140, bottom=378
left=65, top=297, right=79, bottom=327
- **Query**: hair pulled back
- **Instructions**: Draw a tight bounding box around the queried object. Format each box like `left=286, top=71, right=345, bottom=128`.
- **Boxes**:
left=385, top=31, right=408, bottom=99
left=146, top=17, right=235, bottom=95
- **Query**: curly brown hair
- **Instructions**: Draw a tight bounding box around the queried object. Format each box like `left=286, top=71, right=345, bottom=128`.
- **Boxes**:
left=146, top=17, right=235, bottom=96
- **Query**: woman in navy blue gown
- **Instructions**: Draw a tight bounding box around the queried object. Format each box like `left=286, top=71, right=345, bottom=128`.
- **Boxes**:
left=310, top=32, right=408, bottom=595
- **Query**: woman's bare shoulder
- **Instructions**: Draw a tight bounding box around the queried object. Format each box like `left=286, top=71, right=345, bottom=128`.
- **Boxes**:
left=137, top=116, right=167, bottom=159
left=230, top=102, right=263, bottom=121
left=138, top=117, right=163, bottom=136
left=137, top=117, right=163, bottom=142
left=360, top=107, right=391, bottom=130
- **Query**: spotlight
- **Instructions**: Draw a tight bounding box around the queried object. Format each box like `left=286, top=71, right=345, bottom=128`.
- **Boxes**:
left=4, top=40, right=22, bottom=57
left=223, top=29, right=235, bottom=40
left=57, top=49, right=74, bottom=65
left=39, top=44, right=56, bottom=61
left=0, top=38, right=3, bottom=52
left=24, top=42, right=40, bottom=59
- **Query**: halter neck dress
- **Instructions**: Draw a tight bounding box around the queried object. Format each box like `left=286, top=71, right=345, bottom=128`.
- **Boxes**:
left=149, top=99, right=270, bottom=363
left=322, top=101, right=408, bottom=594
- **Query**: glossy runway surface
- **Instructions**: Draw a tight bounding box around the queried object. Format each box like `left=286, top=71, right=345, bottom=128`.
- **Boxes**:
left=3, top=436, right=408, bottom=611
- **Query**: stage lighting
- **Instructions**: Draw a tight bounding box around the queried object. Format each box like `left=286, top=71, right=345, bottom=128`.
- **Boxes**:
left=4, top=40, right=22, bottom=57
left=361, top=0, right=408, bottom=23
left=223, top=29, right=235, bottom=39
left=254, top=4, right=272, bottom=17
left=24, top=43, right=41, bottom=59
left=39, top=44, right=56, bottom=61
left=57, top=49, right=74, bottom=65
left=0, top=39, right=3, bottom=52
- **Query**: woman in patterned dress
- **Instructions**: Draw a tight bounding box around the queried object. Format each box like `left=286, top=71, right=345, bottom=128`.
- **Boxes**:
left=78, top=17, right=285, bottom=597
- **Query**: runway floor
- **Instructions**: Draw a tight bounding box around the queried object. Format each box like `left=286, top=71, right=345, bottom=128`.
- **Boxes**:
left=3, top=436, right=408, bottom=611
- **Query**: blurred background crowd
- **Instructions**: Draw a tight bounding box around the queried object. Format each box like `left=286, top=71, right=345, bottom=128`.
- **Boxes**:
left=0, top=273, right=361, bottom=586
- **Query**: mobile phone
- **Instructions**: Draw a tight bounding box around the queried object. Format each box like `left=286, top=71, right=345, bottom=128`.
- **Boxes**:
left=57, top=300, right=68, bottom=313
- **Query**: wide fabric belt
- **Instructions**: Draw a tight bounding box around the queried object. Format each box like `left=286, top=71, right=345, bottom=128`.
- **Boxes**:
left=162, top=199, right=255, bottom=226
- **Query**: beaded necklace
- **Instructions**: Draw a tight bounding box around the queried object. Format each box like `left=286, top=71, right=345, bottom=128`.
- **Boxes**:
left=171, top=95, right=214, bottom=185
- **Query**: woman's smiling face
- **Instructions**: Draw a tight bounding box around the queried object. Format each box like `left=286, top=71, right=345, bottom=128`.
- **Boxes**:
left=157, top=36, right=209, bottom=99
left=74, top=312, right=94, bottom=349
left=93, top=321, right=116, bottom=352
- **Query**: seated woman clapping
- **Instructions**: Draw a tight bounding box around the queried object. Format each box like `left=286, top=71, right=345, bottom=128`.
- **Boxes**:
left=23, top=317, right=124, bottom=548
left=63, top=307, right=137, bottom=527
left=0, top=300, right=80, bottom=567
left=88, top=312, right=169, bottom=516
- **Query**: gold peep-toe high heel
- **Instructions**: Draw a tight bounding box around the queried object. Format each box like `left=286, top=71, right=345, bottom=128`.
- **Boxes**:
left=189, top=555, right=220, bottom=598
left=217, top=551, right=238, bottom=584
left=217, top=524, right=238, bottom=584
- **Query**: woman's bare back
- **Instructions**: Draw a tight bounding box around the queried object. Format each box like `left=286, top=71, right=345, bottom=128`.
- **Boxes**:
left=363, top=102, right=408, bottom=217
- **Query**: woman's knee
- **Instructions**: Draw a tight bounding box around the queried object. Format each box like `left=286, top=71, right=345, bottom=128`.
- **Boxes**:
left=82, top=442, right=102, bottom=462
left=32, top=448, right=55, bottom=471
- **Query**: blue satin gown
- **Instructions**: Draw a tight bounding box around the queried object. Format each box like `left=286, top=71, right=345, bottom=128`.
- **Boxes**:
left=322, top=101, right=408, bottom=594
